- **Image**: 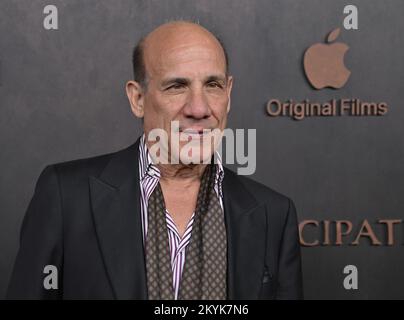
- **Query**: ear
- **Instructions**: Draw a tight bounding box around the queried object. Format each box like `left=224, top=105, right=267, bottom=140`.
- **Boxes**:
left=126, top=80, right=145, bottom=118
left=226, top=76, right=233, bottom=113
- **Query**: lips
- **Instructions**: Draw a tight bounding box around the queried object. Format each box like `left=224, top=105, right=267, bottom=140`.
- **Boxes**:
left=180, top=127, right=210, bottom=135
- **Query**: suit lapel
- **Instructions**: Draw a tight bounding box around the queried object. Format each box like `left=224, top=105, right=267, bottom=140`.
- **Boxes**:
left=89, top=139, right=147, bottom=299
left=223, top=169, right=267, bottom=299
left=89, top=139, right=266, bottom=300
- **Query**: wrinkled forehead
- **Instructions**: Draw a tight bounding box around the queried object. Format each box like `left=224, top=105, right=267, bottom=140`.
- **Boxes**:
left=143, top=24, right=227, bottom=79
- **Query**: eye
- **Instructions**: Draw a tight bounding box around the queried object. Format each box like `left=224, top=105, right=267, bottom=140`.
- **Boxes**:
left=206, top=81, right=223, bottom=89
left=166, top=83, right=185, bottom=91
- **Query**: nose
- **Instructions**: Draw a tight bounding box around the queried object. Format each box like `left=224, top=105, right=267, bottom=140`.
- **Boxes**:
left=183, top=88, right=212, bottom=120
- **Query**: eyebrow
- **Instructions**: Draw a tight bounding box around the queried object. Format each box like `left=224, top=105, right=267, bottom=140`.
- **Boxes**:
left=160, top=77, right=190, bottom=88
left=160, top=74, right=227, bottom=88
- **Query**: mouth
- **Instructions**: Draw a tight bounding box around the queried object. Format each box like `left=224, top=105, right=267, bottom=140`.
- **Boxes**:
left=179, top=127, right=211, bottom=136
left=178, top=128, right=215, bottom=143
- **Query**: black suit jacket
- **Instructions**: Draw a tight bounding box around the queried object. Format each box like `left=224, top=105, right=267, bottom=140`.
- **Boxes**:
left=7, top=138, right=303, bottom=299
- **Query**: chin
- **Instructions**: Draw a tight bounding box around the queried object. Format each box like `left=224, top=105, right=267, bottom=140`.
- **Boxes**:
left=176, top=142, right=216, bottom=165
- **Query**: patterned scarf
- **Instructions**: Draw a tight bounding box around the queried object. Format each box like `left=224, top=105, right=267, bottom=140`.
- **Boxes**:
left=145, top=164, right=227, bottom=300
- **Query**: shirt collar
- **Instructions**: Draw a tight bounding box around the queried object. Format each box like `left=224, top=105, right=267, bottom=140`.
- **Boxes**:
left=139, top=134, right=160, bottom=181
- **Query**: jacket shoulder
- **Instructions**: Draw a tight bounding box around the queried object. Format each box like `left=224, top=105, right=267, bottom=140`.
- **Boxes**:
left=51, top=151, right=115, bottom=178
left=224, top=168, right=292, bottom=210
left=46, top=142, right=136, bottom=179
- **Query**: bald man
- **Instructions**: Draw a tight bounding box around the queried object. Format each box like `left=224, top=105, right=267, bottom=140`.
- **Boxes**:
left=7, top=21, right=303, bottom=300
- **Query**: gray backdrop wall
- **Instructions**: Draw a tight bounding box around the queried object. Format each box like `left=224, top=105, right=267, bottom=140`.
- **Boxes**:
left=1, top=0, right=403, bottom=299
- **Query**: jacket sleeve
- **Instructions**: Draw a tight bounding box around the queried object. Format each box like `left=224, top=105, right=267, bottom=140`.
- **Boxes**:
left=275, top=198, right=303, bottom=299
left=7, top=165, right=63, bottom=299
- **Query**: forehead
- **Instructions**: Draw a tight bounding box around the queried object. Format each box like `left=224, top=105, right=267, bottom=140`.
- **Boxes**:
left=143, top=25, right=227, bottom=78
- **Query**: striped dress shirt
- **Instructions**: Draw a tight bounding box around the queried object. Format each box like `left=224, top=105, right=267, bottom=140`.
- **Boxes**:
left=138, top=135, right=224, bottom=299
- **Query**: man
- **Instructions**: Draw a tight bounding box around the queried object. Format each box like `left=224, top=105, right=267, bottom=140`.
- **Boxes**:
left=7, top=21, right=303, bottom=299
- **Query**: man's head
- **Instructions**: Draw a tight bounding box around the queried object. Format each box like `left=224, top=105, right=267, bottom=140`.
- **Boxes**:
left=126, top=21, right=233, bottom=164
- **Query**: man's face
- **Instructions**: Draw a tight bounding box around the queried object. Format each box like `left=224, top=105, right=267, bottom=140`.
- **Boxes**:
left=128, top=23, right=233, bottom=164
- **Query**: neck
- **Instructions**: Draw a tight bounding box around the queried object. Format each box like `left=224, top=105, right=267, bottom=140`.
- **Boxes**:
left=144, top=137, right=210, bottom=183
left=157, top=163, right=207, bottom=183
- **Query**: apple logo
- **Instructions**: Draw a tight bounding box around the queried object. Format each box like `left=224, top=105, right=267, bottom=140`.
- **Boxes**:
left=303, top=28, right=351, bottom=89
